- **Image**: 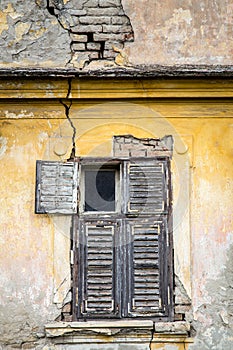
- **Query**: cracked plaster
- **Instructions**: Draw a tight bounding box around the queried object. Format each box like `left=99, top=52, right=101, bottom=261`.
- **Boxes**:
left=0, top=0, right=232, bottom=68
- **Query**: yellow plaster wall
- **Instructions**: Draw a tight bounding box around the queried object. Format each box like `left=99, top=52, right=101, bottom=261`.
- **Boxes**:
left=0, top=79, right=232, bottom=346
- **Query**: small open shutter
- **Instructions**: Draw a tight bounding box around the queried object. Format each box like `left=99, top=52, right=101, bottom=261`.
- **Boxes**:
left=125, top=159, right=168, bottom=216
left=78, top=220, right=120, bottom=318
left=127, top=220, right=168, bottom=317
left=35, top=160, right=78, bottom=214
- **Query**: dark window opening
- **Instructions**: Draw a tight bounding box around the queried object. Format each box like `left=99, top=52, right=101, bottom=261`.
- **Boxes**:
left=84, top=168, right=116, bottom=212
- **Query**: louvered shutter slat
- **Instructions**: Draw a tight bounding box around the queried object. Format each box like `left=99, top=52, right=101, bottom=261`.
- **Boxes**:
left=79, top=222, right=119, bottom=317
left=35, top=160, right=78, bottom=214
left=127, top=221, right=165, bottom=316
left=126, top=161, right=166, bottom=215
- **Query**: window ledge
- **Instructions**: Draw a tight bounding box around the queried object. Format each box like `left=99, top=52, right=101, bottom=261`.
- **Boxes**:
left=45, top=321, right=191, bottom=344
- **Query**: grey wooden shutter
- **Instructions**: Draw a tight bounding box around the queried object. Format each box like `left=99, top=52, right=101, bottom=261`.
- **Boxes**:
left=123, top=158, right=172, bottom=319
left=35, top=160, right=78, bottom=214
left=126, top=219, right=169, bottom=318
left=125, top=159, right=168, bottom=216
left=78, top=220, right=120, bottom=318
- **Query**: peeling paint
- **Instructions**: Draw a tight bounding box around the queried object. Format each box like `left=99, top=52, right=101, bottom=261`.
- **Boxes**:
left=0, top=137, right=7, bottom=159
left=0, top=4, right=14, bottom=35
left=4, top=110, right=34, bottom=119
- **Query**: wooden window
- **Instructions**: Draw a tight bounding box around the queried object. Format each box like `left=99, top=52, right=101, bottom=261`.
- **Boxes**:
left=75, top=158, right=173, bottom=320
left=35, top=156, right=173, bottom=320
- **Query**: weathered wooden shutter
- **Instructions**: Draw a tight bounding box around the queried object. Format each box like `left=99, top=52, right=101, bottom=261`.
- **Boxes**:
left=125, top=159, right=168, bottom=216
left=124, top=158, right=172, bottom=318
left=126, top=219, right=169, bottom=318
left=78, top=220, right=120, bottom=318
left=35, top=160, right=78, bottom=214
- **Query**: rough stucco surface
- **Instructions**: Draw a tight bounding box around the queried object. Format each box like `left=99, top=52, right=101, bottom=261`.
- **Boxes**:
left=0, top=0, right=232, bottom=68
left=123, top=0, right=233, bottom=65
left=0, top=0, right=70, bottom=67
left=190, top=245, right=233, bottom=350
left=0, top=93, right=233, bottom=348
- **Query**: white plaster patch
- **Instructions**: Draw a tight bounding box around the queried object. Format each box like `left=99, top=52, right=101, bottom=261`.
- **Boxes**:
left=0, top=136, right=7, bottom=159
left=5, top=109, right=34, bottom=119
left=38, top=132, right=48, bottom=150
left=4, top=110, right=34, bottom=118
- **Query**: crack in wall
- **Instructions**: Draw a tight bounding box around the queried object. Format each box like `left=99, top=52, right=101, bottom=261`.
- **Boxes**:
left=59, top=78, right=76, bottom=159
left=149, top=325, right=154, bottom=350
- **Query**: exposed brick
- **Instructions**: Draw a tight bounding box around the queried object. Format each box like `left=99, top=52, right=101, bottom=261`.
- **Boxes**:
left=175, top=305, right=192, bottom=314
left=94, top=33, right=124, bottom=41
left=113, top=149, right=127, bottom=157
left=72, top=24, right=102, bottom=33
left=63, top=314, right=73, bottom=322
left=104, top=49, right=118, bottom=59
left=146, top=149, right=171, bottom=157
left=84, top=0, right=99, bottom=7
left=86, top=42, right=101, bottom=50
left=72, top=43, right=86, bottom=51
left=62, top=303, right=71, bottom=313
left=64, top=2, right=84, bottom=10
left=87, top=8, right=122, bottom=16
left=72, top=50, right=99, bottom=59
left=79, top=16, right=111, bottom=25
left=130, top=149, right=147, bottom=157
left=22, top=343, right=37, bottom=350
left=123, top=32, right=134, bottom=42
left=105, top=41, right=124, bottom=50
left=99, top=0, right=122, bottom=7
left=103, top=24, right=125, bottom=33
left=71, top=34, right=88, bottom=42
left=68, top=9, right=87, bottom=16
left=174, top=314, right=184, bottom=321
left=87, top=51, right=99, bottom=59
left=111, top=16, right=130, bottom=25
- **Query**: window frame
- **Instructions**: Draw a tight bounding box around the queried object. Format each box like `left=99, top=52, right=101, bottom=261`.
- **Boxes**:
left=72, top=156, right=174, bottom=321
left=79, top=162, right=121, bottom=215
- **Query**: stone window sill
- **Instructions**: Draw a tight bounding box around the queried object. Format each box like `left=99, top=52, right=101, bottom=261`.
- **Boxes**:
left=45, top=320, right=193, bottom=345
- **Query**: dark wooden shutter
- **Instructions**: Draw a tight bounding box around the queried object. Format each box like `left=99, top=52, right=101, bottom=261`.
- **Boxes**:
left=126, top=220, right=169, bottom=317
left=125, top=159, right=168, bottom=216
left=78, top=220, right=120, bottom=318
left=35, top=160, right=78, bottom=214
left=123, top=158, right=172, bottom=319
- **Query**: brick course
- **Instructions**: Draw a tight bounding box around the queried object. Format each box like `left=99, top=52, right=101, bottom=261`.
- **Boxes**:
left=49, top=0, right=134, bottom=66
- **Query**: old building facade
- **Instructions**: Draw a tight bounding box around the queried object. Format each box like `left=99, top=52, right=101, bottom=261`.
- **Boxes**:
left=0, top=1, right=232, bottom=349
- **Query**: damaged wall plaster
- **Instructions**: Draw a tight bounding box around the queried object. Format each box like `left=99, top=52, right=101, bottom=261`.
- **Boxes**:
left=190, top=244, right=233, bottom=350
left=0, top=0, right=232, bottom=68
left=47, top=0, right=134, bottom=68
left=0, top=1, right=70, bottom=67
